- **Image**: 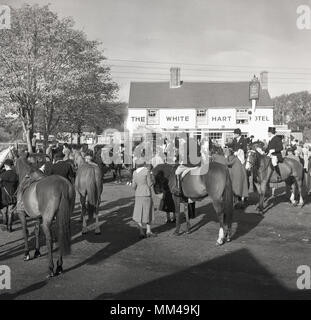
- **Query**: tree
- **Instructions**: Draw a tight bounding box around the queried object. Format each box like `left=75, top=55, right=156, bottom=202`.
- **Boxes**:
left=273, top=91, right=311, bottom=138
left=0, top=4, right=118, bottom=151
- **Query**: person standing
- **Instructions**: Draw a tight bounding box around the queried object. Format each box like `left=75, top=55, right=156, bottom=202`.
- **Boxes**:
left=132, top=158, right=157, bottom=239
left=0, top=159, right=19, bottom=232
left=31, top=135, right=37, bottom=153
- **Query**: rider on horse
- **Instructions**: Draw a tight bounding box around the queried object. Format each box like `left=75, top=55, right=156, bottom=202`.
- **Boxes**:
left=232, top=128, right=247, bottom=164
left=266, top=126, right=283, bottom=181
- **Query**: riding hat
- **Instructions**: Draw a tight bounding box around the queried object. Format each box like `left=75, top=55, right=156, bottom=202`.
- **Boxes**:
left=3, top=159, right=14, bottom=167
left=234, top=128, right=241, bottom=135
left=268, top=127, right=276, bottom=134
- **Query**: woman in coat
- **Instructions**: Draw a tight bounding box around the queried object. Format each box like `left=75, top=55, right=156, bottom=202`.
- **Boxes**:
left=0, top=159, right=18, bottom=232
left=132, top=158, right=157, bottom=238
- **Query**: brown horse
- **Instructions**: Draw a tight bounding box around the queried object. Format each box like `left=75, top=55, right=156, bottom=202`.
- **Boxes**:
left=153, top=162, right=234, bottom=245
left=19, top=172, right=75, bottom=278
left=246, top=143, right=304, bottom=214
left=74, top=151, right=103, bottom=235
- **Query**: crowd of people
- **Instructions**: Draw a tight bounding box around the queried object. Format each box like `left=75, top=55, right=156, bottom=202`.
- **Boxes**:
left=1, top=129, right=311, bottom=237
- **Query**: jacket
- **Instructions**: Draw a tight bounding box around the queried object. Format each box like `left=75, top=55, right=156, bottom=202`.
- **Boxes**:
left=267, top=135, right=283, bottom=161
left=132, top=167, right=153, bottom=197
left=232, top=136, right=247, bottom=154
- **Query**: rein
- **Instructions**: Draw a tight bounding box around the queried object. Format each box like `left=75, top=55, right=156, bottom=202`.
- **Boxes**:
left=247, top=151, right=271, bottom=174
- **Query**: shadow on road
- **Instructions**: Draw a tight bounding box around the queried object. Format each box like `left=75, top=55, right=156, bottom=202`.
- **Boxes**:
left=95, top=248, right=311, bottom=300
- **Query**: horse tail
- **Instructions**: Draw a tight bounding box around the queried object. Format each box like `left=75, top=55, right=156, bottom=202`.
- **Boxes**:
left=86, top=167, right=98, bottom=207
left=223, top=169, right=233, bottom=221
left=56, top=183, right=73, bottom=256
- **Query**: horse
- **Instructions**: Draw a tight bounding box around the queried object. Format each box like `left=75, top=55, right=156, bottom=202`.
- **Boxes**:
left=73, top=150, right=103, bottom=235
left=18, top=172, right=75, bottom=278
left=245, top=143, right=305, bottom=214
left=153, top=162, right=234, bottom=245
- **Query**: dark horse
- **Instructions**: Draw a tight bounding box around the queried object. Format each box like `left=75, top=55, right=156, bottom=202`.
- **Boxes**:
left=74, top=151, right=103, bottom=235
left=246, top=143, right=304, bottom=214
left=19, top=172, right=75, bottom=278
left=153, top=162, right=234, bottom=245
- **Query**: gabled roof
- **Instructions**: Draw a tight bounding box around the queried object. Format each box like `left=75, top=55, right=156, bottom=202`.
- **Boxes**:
left=128, top=81, right=273, bottom=109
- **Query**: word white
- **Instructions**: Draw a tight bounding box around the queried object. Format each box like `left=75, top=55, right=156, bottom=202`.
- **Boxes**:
left=166, top=116, right=190, bottom=122
left=297, top=265, right=311, bottom=289
left=0, top=5, right=11, bottom=30
left=297, top=5, right=311, bottom=30
left=0, top=265, right=11, bottom=290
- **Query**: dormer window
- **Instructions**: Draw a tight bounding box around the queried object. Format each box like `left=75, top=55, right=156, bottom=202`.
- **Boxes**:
left=236, top=108, right=249, bottom=124
left=196, top=109, right=207, bottom=125
left=147, top=109, right=159, bottom=125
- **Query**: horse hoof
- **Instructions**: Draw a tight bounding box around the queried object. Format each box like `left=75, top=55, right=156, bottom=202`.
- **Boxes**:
left=33, top=250, right=41, bottom=259
left=215, top=240, right=224, bottom=246
left=82, top=228, right=88, bottom=235
left=55, top=266, right=63, bottom=275
left=23, top=254, right=31, bottom=261
left=46, top=272, right=55, bottom=279
left=173, top=230, right=182, bottom=236
left=95, top=230, right=101, bottom=235
left=292, top=202, right=298, bottom=207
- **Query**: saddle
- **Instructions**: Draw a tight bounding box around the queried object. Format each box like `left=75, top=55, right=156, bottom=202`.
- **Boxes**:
left=180, top=166, right=201, bottom=179
left=18, top=170, right=44, bottom=196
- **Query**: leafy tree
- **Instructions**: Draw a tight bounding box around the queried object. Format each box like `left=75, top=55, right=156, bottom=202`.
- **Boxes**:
left=0, top=4, right=118, bottom=151
left=273, top=91, right=311, bottom=139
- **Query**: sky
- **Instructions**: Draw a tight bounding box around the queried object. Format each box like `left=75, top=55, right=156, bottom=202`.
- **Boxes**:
left=5, top=0, right=311, bottom=101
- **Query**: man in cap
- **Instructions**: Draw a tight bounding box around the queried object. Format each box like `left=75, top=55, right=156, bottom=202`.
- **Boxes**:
left=267, top=127, right=283, bottom=181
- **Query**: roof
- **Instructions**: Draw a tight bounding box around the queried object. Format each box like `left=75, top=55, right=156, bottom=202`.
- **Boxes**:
left=128, top=81, right=273, bottom=109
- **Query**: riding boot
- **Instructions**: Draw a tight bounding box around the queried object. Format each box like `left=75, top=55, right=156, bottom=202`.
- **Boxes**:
left=274, top=165, right=282, bottom=181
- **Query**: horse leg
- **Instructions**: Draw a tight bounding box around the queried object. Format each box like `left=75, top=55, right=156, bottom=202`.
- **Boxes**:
left=81, top=195, right=88, bottom=234
left=2, top=207, right=8, bottom=230
left=94, top=199, right=101, bottom=235
left=184, top=202, right=190, bottom=234
left=290, top=182, right=297, bottom=206
left=7, top=206, right=14, bottom=232
left=18, top=212, right=30, bottom=261
left=42, top=220, right=55, bottom=278
left=213, top=200, right=225, bottom=246
left=297, top=178, right=304, bottom=207
left=173, top=196, right=182, bottom=236
left=33, top=219, right=41, bottom=259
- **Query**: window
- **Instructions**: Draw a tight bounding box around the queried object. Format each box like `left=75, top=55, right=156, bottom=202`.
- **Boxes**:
left=196, top=109, right=208, bottom=125
left=236, top=108, right=249, bottom=124
left=147, top=109, right=159, bottom=125
left=208, top=132, right=222, bottom=145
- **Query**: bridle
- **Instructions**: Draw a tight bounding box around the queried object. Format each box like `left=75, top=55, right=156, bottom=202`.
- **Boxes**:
left=246, top=149, right=271, bottom=173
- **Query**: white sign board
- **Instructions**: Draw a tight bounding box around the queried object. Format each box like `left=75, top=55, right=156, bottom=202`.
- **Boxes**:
left=208, top=109, right=236, bottom=128
left=127, top=109, right=147, bottom=130
left=160, top=109, right=196, bottom=129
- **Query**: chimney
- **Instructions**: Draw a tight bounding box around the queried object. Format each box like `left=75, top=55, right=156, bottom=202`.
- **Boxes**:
left=170, top=67, right=181, bottom=88
left=260, top=71, right=268, bottom=90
